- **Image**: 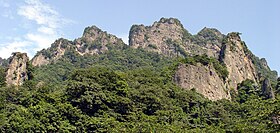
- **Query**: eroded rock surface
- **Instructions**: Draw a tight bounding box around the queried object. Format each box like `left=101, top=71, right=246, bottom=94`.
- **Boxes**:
left=129, top=18, right=190, bottom=57
left=6, top=52, right=29, bottom=86
left=219, top=33, right=258, bottom=90
left=174, top=63, right=230, bottom=100
left=32, top=26, right=125, bottom=66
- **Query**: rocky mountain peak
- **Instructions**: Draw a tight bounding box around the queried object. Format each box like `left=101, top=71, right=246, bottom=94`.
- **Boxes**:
left=75, top=25, right=124, bottom=55
left=157, top=17, right=184, bottom=27
left=227, top=32, right=242, bottom=41
left=129, top=17, right=189, bottom=56
left=81, top=25, right=109, bottom=43
left=28, top=18, right=277, bottom=101
left=82, top=25, right=102, bottom=36
left=197, top=27, right=224, bottom=41
left=32, top=25, right=125, bottom=66
left=32, top=38, right=73, bottom=67
left=80, top=25, right=123, bottom=45
left=219, top=32, right=258, bottom=90
left=260, top=58, right=270, bottom=70
left=6, top=52, right=29, bottom=86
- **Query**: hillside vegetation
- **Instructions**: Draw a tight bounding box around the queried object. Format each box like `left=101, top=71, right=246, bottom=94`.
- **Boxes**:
left=0, top=18, right=279, bottom=132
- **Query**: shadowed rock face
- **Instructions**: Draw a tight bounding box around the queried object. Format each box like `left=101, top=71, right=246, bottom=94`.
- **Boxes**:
left=6, top=52, right=29, bottom=86
left=272, top=115, right=280, bottom=124
left=261, top=78, right=275, bottom=99
left=174, top=63, right=230, bottom=101
left=219, top=33, right=258, bottom=90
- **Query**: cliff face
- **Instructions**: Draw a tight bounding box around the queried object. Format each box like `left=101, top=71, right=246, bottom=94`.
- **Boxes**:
left=261, top=78, right=275, bottom=99
left=129, top=18, right=225, bottom=59
left=174, top=63, right=230, bottom=101
left=129, top=18, right=187, bottom=57
left=219, top=33, right=258, bottom=90
left=129, top=18, right=261, bottom=100
left=32, top=38, right=72, bottom=66
left=32, top=26, right=125, bottom=66
left=28, top=17, right=277, bottom=101
left=6, top=52, right=29, bottom=86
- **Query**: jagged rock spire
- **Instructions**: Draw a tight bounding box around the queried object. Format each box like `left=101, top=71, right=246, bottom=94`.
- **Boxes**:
left=6, top=52, right=29, bottom=86
left=261, top=78, right=275, bottom=99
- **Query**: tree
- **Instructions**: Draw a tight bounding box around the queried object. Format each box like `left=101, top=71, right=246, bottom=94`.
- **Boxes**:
left=66, top=67, right=132, bottom=116
left=0, top=66, right=6, bottom=87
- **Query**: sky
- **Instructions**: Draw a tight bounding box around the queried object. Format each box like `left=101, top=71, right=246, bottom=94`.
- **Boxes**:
left=0, top=0, right=279, bottom=74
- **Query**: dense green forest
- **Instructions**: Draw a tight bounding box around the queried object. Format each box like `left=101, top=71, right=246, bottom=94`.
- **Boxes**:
left=0, top=46, right=279, bottom=132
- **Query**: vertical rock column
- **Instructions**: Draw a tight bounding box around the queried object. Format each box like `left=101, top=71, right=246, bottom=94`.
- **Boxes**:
left=219, top=33, right=258, bottom=90
left=6, top=52, right=29, bottom=86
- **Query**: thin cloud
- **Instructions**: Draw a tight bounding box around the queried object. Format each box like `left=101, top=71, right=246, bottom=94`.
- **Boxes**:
left=0, top=0, right=73, bottom=59
left=25, top=33, right=56, bottom=50
left=17, top=0, right=70, bottom=29
left=3, top=2, right=9, bottom=8
left=0, top=40, right=31, bottom=58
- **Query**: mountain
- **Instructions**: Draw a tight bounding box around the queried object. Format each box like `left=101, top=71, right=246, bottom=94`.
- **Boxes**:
left=0, top=17, right=279, bottom=132
left=3, top=18, right=277, bottom=100
left=128, top=18, right=276, bottom=100
left=32, top=26, right=125, bottom=66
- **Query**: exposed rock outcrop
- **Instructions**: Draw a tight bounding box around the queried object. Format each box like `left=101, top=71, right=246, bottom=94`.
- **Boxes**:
left=31, top=53, right=50, bottom=67
left=28, top=17, right=277, bottom=101
left=272, top=115, right=280, bottom=124
left=260, top=58, right=270, bottom=70
left=129, top=18, right=225, bottom=59
left=74, top=26, right=124, bottom=55
left=219, top=32, right=258, bottom=90
left=32, top=26, right=125, bottom=66
left=174, top=63, right=230, bottom=100
left=194, top=27, right=225, bottom=58
left=129, top=18, right=192, bottom=57
left=6, top=52, right=29, bottom=86
left=32, top=38, right=72, bottom=66
left=261, top=78, right=275, bottom=99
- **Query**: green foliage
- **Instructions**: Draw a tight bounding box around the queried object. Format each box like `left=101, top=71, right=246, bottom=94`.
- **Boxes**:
left=0, top=66, right=6, bottom=87
left=165, top=39, right=188, bottom=57
left=276, top=78, right=280, bottom=94
left=251, top=55, right=278, bottom=83
left=192, top=28, right=224, bottom=46
left=181, top=54, right=229, bottom=80
left=66, top=67, right=131, bottom=116
left=0, top=44, right=279, bottom=132
left=235, top=79, right=258, bottom=103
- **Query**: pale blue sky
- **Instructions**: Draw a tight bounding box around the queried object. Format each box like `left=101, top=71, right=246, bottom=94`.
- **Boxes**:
left=0, top=0, right=279, bottom=74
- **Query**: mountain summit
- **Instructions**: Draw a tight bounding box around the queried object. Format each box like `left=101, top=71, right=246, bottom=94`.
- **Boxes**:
left=0, top=17, right=279, bottom=132
left=2, top=17, right=278, bottom=101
